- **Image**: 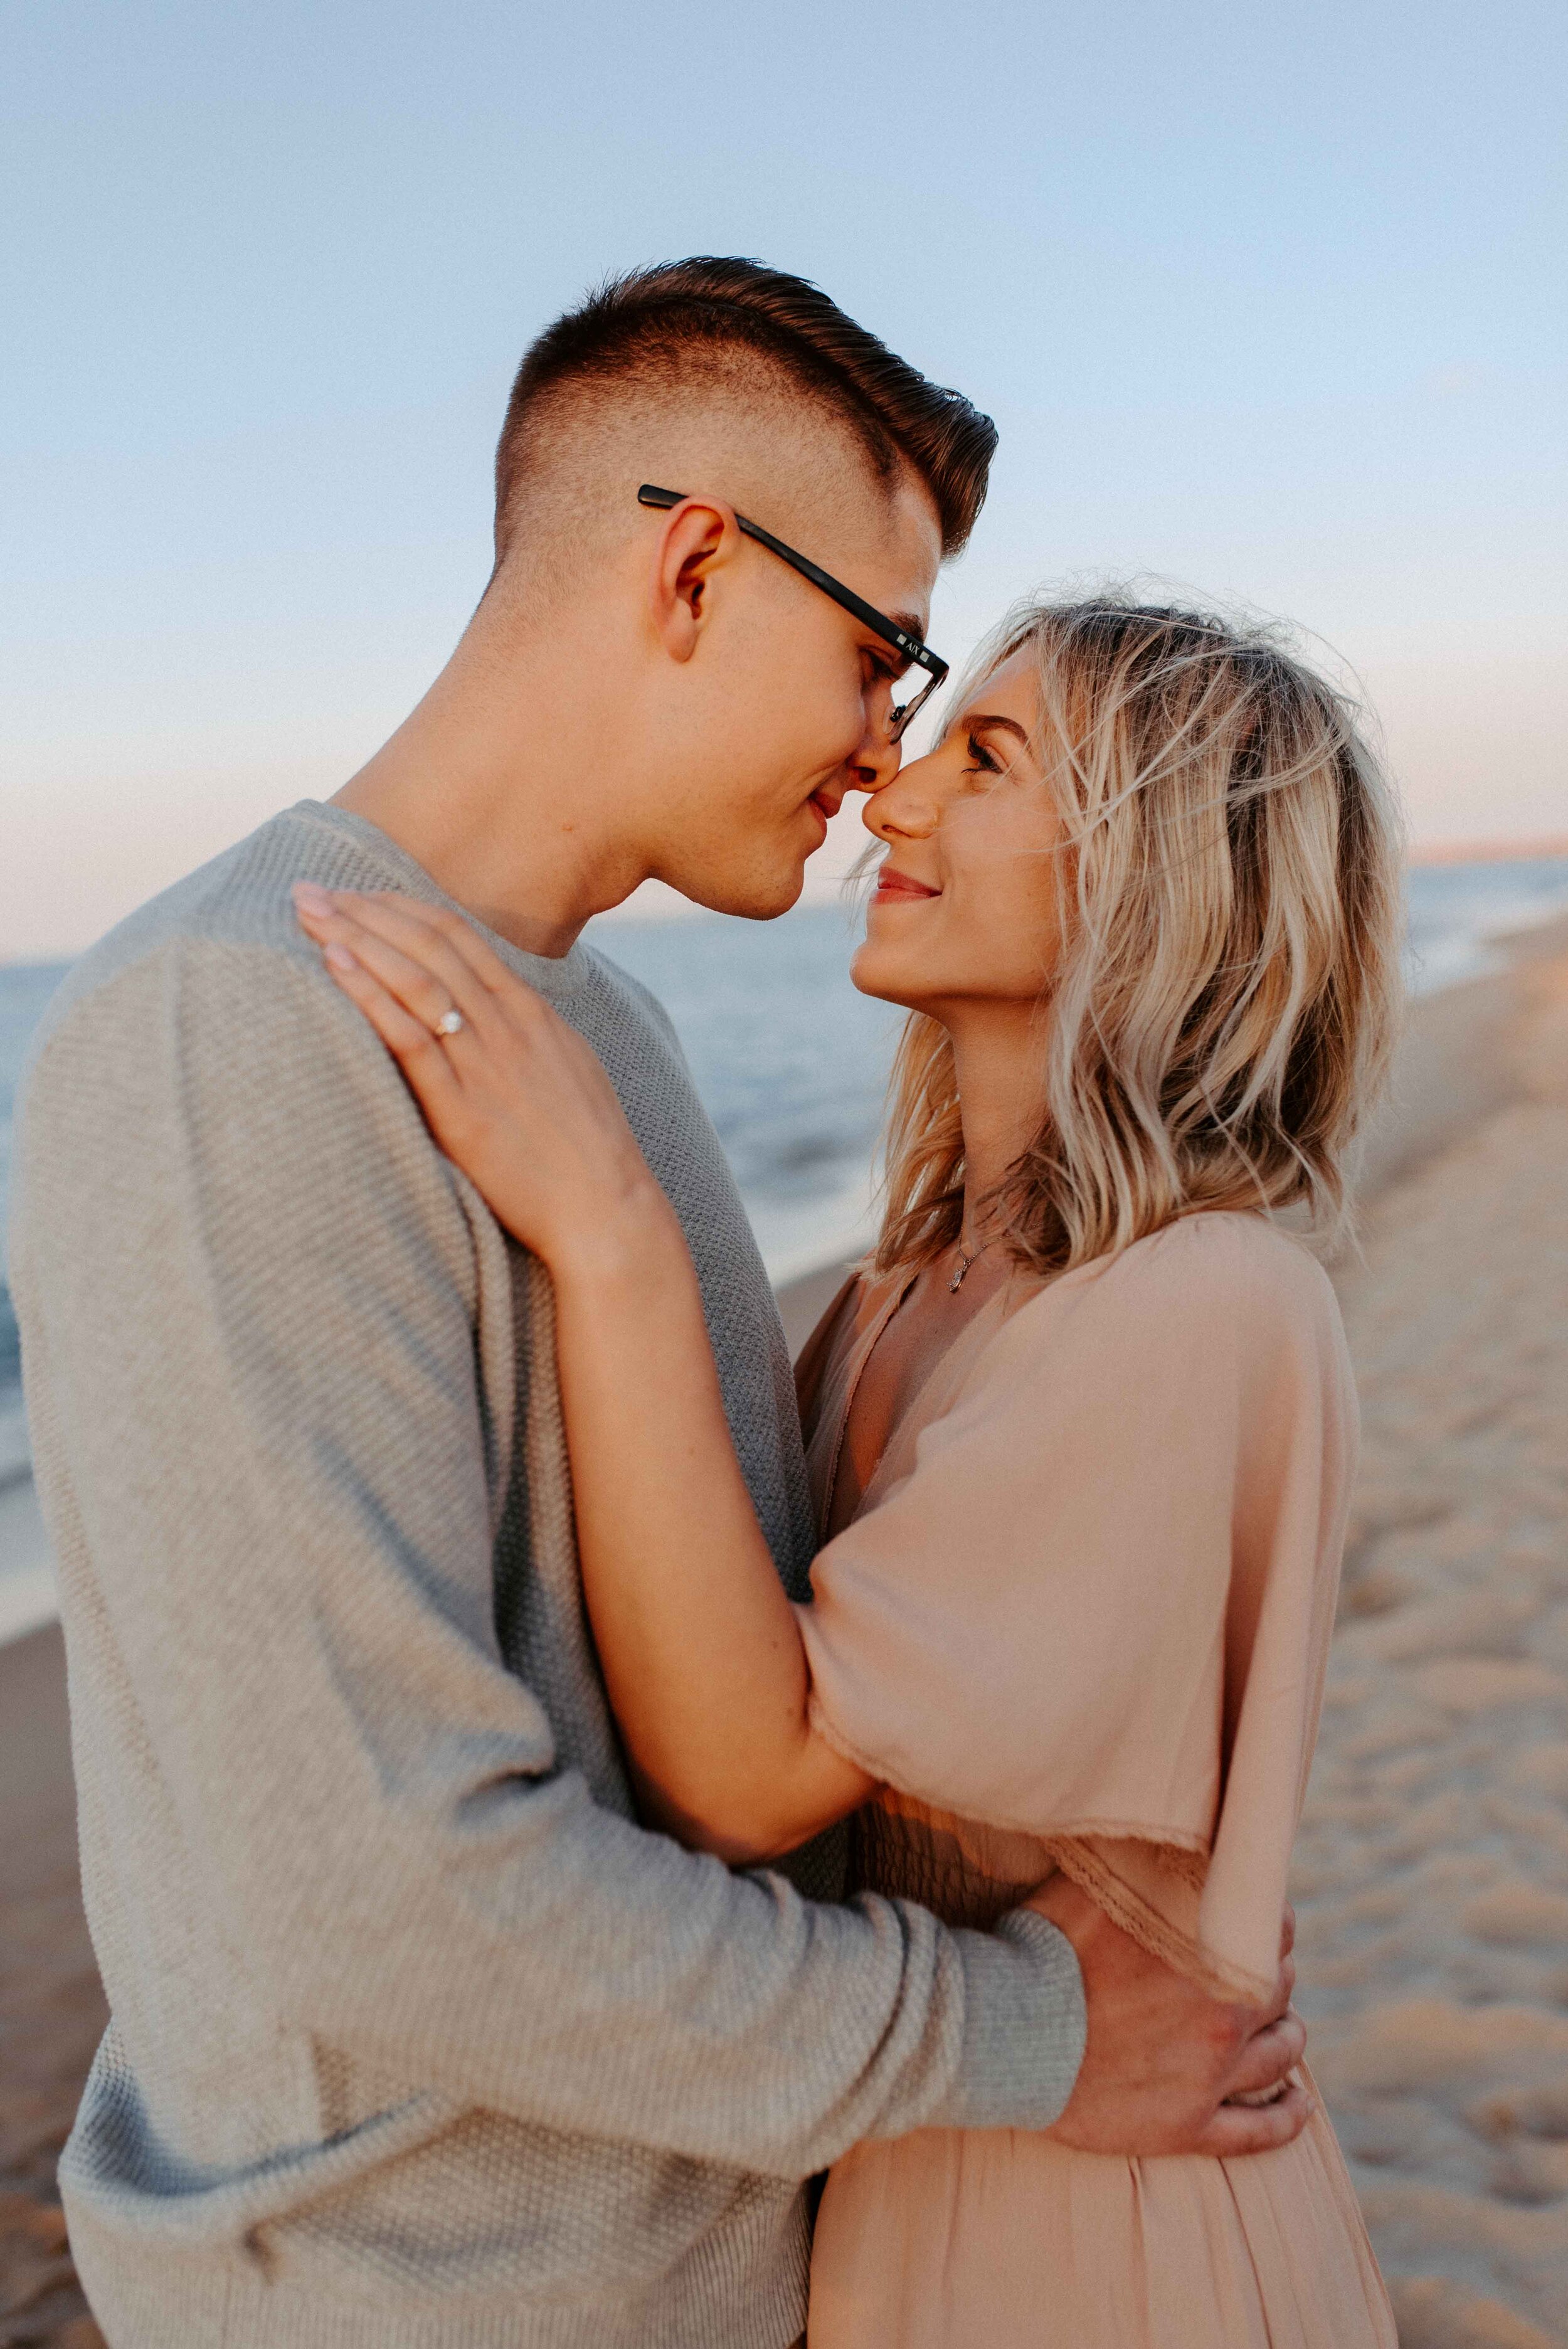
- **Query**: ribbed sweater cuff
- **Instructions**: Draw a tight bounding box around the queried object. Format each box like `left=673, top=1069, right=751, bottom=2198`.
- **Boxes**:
left=933, top=1911, right=1087, bottom=2132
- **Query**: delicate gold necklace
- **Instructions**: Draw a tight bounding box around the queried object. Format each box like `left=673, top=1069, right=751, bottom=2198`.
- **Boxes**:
left=948, top=1225, right=993, bottom=1293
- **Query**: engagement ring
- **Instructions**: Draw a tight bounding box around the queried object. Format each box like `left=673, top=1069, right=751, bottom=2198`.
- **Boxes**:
left=435, top=1009, right=464, bottom=1037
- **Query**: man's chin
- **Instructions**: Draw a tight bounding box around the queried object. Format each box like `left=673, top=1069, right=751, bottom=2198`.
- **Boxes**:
left=663, top=858, right=807, bottom=924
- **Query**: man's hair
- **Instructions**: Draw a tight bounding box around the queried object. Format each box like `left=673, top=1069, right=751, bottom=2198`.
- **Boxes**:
left=493, top=257, right=997, bottom=563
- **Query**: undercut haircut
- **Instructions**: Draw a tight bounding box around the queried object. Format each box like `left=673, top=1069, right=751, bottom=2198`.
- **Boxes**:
left=493, top=257, right=997, bottom=563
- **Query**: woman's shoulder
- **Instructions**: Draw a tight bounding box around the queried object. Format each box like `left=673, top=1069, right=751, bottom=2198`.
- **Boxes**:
left=1132, top=1208, right=1336, bottom=1301
left=961, top=1216, right=1353, bottom=1479
left=1102, top=1207, right=1332, bottom=1300
left=1005, top=1211, right=1343, bottom=1374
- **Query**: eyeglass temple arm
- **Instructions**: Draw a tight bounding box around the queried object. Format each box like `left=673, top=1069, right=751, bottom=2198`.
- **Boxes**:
left=637, top=484, right=948, bottom=686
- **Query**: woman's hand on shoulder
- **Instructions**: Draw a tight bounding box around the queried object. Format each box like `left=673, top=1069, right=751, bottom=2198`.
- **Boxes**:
left=292, top=884, right=676, bottom=1278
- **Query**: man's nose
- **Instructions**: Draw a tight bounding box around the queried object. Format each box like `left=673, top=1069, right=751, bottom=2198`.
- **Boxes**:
left=843, top=708, right=904, bottom=796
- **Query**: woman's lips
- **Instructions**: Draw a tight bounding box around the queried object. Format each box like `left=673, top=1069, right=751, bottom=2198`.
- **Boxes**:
left=874, top=869, right=940, bottom=900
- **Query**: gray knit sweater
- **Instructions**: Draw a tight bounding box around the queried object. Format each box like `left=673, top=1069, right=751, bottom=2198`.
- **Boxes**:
left=10, top=805, right=1085, bottom=2349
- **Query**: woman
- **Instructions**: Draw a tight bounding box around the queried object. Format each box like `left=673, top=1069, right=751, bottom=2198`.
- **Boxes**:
left=297, top=595, right=1401, bottom=2345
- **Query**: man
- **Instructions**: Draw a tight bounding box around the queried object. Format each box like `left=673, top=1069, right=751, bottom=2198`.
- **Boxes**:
left=12, top=259, right=1308, bottom=2349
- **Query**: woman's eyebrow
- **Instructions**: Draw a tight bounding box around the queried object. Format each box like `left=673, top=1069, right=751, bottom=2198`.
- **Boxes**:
left=963, top=712, right=1030, bottom=743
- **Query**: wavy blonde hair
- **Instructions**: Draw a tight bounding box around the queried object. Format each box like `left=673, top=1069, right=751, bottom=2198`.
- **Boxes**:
left=874, top=593, right=1405, bottom=1280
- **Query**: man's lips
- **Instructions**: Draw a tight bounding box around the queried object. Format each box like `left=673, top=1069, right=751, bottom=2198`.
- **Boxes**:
left=874, top=867, right=940, bottom=900
left=805, top=789, right=840, bottom=846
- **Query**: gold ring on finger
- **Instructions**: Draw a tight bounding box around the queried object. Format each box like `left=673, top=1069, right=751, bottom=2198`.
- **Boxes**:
left=434, top=1008, right=464, bottom=1038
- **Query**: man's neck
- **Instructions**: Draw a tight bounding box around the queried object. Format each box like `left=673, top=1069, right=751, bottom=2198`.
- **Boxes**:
left=333, top=603, right=652, bottom=958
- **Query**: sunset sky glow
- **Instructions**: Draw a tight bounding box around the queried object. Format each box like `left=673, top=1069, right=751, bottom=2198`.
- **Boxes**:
left=4, top=0, right=1564, bottom=955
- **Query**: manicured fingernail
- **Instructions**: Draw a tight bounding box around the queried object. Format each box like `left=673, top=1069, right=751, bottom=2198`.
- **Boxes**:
left=324, top=942, right=357, bottom=971
left=293, top=882, right=334, bottom=914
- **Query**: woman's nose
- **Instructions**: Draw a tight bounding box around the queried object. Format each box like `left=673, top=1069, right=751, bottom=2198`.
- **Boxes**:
left=862, top=751, right=943, bottom=842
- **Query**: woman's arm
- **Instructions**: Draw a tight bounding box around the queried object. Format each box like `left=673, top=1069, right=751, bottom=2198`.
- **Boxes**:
left=553, top=1217, right=874, bottom=1857
left=292, top=883, right=874, bottom=1861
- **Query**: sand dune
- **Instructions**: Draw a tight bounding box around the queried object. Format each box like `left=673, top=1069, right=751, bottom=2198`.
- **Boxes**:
left=4, top=926, right=1567, bottom=2346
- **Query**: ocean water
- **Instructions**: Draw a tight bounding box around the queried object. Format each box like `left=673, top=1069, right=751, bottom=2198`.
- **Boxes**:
left=4, top=856, right=1568, bottom=1413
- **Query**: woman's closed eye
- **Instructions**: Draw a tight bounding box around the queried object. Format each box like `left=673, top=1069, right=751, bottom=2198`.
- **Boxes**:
left=962, top=728, right=1007, bottom=779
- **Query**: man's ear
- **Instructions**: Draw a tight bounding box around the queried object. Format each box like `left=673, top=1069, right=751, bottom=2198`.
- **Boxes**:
left=647, top=499, right=739, bottom=665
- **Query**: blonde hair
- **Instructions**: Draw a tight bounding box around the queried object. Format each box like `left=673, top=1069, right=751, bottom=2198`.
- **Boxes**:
left=874, top=593, right=1405, bottom=1280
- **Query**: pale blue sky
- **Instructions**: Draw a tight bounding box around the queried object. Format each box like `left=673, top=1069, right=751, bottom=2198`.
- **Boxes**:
left=4, top=0, right=1564, bottom=953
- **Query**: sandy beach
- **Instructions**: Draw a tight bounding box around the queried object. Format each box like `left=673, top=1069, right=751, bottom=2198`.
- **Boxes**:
left=0, top=1623, right=105, bottom=2347
left=4, top=922, right=1568, bottom=2346
left=1297, top=920, right=1568, bottom=2346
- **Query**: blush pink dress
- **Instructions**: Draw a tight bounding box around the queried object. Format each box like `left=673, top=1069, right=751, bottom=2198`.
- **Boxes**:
left=793, top=1212, right=1395, bottom=2349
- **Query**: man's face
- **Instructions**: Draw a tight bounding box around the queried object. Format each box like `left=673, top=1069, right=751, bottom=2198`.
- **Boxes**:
left=640, top=471, right=945, bottom=919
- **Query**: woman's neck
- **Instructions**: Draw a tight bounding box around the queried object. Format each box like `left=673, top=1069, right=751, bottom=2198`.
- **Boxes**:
left=946, top=1007, right=1049, bottom=1239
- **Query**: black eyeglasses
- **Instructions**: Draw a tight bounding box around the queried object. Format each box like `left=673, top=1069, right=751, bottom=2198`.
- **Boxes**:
left=637, top=484, right=948, bottom=741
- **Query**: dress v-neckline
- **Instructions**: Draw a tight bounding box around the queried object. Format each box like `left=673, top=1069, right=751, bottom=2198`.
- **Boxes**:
left=818, top=1272, right=1025, bottom=1539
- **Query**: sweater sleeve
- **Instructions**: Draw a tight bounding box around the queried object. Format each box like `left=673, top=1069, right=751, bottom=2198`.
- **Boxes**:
left=12, top=936, right=1083, bottom=2178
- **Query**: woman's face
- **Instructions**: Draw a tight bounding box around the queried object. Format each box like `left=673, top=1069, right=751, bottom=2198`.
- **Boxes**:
left=850, top=647, right=1066, bottom=1021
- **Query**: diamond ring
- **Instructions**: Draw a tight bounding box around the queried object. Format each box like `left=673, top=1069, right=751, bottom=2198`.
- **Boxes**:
left=435, top=1009, right=464, bottom=1038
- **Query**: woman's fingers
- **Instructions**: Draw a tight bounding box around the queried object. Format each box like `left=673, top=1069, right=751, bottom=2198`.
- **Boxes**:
left=1223, top=2007, right=1307, bottom=2100
left=357, top=892, right=522, bottom=997
left=294, top=882, right=666, bottom=1266
left=317, top=943, right=466, bottom=1125
left=1196, top=2079, right=1315, bottom=2159
left=317, top=915, right=475, bottom=1042
left=294, top=887, right=494, bottom=1044
left=297, top=886, right=524, bottom=1015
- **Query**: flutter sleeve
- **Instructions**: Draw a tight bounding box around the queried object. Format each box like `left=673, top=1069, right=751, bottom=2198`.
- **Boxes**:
left=795, top=1213, right=1357, bottom=2002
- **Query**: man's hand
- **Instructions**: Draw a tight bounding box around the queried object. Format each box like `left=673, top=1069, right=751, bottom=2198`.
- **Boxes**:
left=1032, top=1877, right=1311, bottom=2158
